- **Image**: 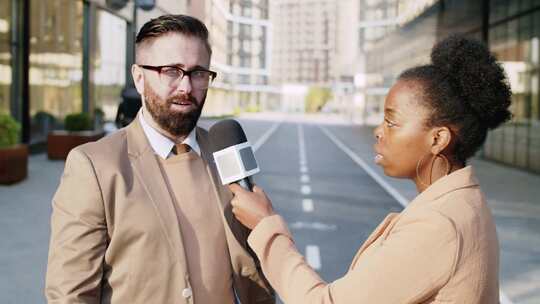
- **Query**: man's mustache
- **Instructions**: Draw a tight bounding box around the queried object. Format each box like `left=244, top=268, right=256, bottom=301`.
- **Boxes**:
left=167, top=93, right=198, bottom=105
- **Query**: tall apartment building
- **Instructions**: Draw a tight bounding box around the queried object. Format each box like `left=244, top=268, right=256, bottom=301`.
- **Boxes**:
left=270, top=0, right=338, bottom=86
left=188, top=0, right=279, bottom=115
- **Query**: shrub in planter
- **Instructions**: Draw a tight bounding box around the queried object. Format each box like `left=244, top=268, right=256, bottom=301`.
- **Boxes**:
left=47, top=112, right=104, bottom=160
left=64, top=113, right=93, bottom=131
left=33, top=111, right=57, bottom=137
left=0, top=113, right=28, bottom=184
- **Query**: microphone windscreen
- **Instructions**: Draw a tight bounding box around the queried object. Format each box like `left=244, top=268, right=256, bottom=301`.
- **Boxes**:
left=209, top=119, right=248, bottom=152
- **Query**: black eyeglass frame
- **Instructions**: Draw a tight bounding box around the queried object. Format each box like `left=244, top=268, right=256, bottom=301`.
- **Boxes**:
left=138, top=64, right=217, bottom=87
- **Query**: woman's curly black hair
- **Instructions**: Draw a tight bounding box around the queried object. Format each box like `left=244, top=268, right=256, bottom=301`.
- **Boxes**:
left=399, top=35, right=512, bottom=165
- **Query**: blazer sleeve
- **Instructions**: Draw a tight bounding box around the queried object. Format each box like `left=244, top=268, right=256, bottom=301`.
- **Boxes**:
left=248, top=212, right=458, bottom=304
left=45, top=148, right=108, bottom=304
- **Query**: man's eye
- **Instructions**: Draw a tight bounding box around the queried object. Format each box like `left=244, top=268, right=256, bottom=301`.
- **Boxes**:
left=162, top=68, right=181, bottom=77
left=191, top=71, right=209, bottom=79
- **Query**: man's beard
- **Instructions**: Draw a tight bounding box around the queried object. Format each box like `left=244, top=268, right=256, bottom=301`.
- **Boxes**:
left=144, top=83, right=205, bottom=137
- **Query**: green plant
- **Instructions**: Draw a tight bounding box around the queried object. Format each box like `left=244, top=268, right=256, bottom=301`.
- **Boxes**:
left=305, top=86, right=333, bottom=113
left=0, top=113, right=21, bottom=148
left=64, top=113, right=93, bottom=132
left=33, top=111, right=56, bottom=128
left=246, top=104, right=260, bottom=113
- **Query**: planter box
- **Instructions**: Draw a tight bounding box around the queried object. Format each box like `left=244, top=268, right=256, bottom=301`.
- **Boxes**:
left=0, top=144, right=28, bottom=185
left=47, top=130, right=105, bottom=160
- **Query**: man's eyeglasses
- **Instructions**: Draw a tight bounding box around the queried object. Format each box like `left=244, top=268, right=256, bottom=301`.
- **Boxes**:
left=139, top=64, right=217, bottom=90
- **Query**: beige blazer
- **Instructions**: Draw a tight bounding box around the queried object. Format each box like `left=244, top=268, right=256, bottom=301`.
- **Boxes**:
left=249, top=166, right=499, bottom=303
left=45, top=118, right=274, bottom=304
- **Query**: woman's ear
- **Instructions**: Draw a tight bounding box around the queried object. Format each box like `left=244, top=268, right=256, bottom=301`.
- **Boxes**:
left=430, top=126, right=452, bottom=155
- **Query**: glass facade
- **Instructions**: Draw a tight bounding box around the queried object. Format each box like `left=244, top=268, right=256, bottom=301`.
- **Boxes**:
left=485, top=1, right=540, bottom=172
left=1, top=0, right=132, bottom=145
left=0, top=0, right=11, bottom=114
left=29, top=0, right=84, bottom=143
left=90, top=8, right=127, bottom=121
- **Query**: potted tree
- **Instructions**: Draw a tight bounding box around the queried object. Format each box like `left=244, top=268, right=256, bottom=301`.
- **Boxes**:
left=47, top=113, right=105, bottom=160
left=0, top=113, right=28, bottom=184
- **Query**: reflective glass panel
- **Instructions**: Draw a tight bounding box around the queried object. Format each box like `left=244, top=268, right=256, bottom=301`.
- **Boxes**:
left=29, top=0, right=84, bottom=143
left=0, top=0, right=11, bottom=114
left=91, top=8, right=126, bottom=122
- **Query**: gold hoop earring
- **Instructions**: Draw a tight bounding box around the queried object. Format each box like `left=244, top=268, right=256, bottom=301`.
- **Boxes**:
left=416, top=154, right=431, bottom=187
left=416, top=153, right=451, bottom=187
left=437, top=154, right=451, bottom=176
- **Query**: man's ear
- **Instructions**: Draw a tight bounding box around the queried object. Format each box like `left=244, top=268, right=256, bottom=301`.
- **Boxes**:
left=132, top=64, right=145, bottom=96
left=430, top=126, right=452, bottom=155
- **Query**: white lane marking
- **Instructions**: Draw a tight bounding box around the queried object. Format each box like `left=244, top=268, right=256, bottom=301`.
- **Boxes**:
left=291, top=221, right=337, bottom=231
left=319, top=126, right=409, bottom=208
left=301, top=185, right=311, bottom=195
left=300, top=165, right=308, bottom=173
left=319, top=126, right=514, bottom=304
left=298, top=123, right=308, bottom=166
left=302, top=199, right=314, bottom=212
left=301, top=174, right=310, bottom=183
left=500, top=292, right=513, bottom=304
left=306, top=245, right=321, bottom=270
left=253, top=121, right=281, bottom=152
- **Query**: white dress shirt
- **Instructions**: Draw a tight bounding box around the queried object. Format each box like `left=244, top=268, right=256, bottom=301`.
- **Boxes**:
left=138, top=109, right=201, bottom=159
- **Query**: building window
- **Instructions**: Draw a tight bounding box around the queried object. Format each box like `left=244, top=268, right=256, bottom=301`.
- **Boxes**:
left=90, top=8, right=127, bottom=121
left=0, top=0, right=11, bottom=114
left=29, top=0, right=84, bottom=144
left=486, top=7, right=540, bottom=172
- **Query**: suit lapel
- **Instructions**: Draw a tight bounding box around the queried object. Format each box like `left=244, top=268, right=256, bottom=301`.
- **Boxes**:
left=127, top=117, right=188, bottom=272
left=349, top=212, right=399, bottom=270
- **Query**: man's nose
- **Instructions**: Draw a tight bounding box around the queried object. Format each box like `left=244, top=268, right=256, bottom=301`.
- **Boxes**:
left=174, top=75, right=192, bottom=94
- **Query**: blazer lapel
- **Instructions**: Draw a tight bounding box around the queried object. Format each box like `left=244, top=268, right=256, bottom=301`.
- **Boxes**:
left=127, top=117, right=188, bottom=272
left=349, top=212, right=399, bottom=270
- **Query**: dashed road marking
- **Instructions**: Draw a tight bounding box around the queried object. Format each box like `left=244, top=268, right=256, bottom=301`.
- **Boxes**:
left=302, top=199, right=314, bottom=212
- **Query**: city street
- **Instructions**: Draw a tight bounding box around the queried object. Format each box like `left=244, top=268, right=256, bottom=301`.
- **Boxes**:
left=1, top=115, right=540, bottom=303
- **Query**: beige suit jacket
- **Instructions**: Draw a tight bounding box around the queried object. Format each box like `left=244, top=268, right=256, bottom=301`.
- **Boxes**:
left=45, top=118, right=274, bottom=304
left=249, top=166, right=499, bottom=303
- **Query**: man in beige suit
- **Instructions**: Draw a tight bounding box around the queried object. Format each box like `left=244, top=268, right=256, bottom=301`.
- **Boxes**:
left=45, top=15, right=274, bottom=304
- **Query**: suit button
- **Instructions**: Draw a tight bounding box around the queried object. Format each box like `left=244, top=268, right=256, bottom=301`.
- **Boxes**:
left=182, top=288, right=192, bottom=298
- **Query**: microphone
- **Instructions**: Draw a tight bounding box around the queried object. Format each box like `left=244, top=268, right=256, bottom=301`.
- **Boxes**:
left=209, top=119, right=260, bottom=191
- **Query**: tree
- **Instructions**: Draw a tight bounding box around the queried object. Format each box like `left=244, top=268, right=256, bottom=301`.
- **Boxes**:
left=305, top=86, right=332, bottom=113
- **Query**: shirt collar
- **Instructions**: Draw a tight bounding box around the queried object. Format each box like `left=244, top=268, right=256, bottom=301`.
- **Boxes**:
left=138, top=109, right=201, bottom=159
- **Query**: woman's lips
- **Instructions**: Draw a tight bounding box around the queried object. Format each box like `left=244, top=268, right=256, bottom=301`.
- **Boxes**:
left=373, top=145, right=384, bottom=164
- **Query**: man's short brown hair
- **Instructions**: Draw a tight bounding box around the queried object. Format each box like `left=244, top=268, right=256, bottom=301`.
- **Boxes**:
left=136, top=14, right=212, bottom=59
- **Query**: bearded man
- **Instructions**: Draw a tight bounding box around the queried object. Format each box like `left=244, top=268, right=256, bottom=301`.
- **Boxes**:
left=45, top=15, right=274, bottom=304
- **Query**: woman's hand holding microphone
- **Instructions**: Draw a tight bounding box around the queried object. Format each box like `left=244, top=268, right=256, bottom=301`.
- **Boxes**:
left=228, top=184, right=275, bottom=230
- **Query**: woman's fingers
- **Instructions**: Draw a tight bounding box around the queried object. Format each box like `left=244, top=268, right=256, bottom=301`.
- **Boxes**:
left=228, top=183, right=244, bottom=195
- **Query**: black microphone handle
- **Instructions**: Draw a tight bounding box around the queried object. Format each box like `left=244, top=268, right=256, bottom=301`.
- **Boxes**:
left=236, top=176, right=254, bottom=191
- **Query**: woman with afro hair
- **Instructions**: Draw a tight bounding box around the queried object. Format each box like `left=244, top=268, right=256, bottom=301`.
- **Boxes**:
left=228, top=35, right=511, bottom=303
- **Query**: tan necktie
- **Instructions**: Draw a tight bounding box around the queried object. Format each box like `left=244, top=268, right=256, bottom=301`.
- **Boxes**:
left=172, top=143, right=191, bottom=155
